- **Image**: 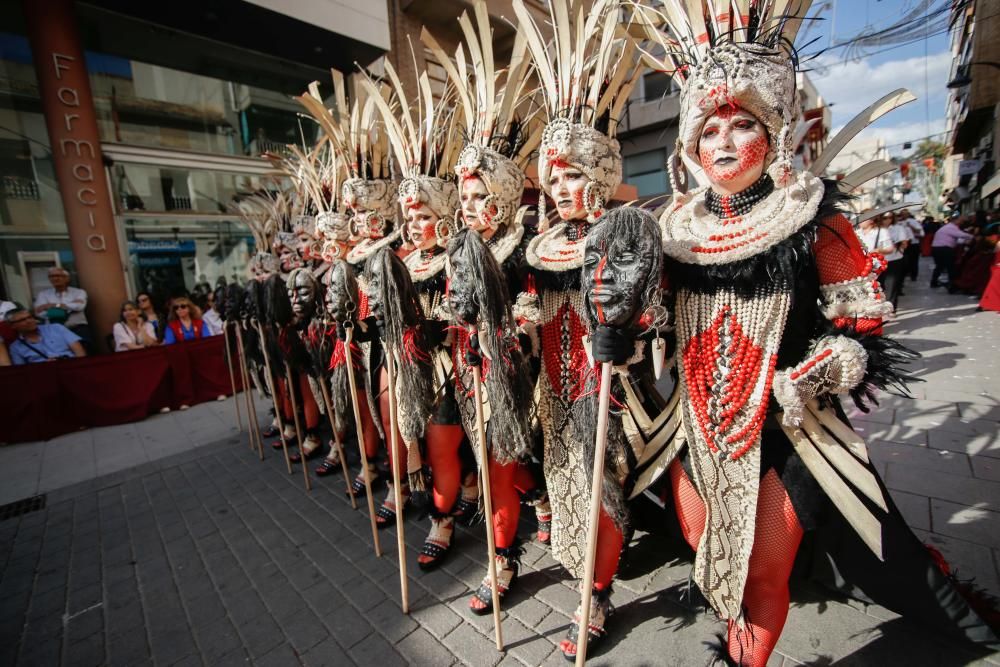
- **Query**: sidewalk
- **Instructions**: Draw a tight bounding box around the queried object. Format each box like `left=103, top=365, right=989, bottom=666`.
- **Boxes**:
left=0, top=258, right=998, bottom=666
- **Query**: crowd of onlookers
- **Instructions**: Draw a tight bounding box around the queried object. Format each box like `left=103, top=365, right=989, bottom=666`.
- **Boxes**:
left=0, top=267, right=225, bottom=366
left=857, top=208, right=1000, bottom=313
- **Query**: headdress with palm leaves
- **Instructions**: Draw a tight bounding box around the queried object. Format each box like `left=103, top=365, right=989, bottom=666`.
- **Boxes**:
left=422, top=0, right=539, bottom=230
left=514, top=0, right=642, bottom=222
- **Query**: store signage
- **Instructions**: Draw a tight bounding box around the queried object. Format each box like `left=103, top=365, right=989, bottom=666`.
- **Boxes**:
left=49, top=53, right=107, bottom=252
left=128, top=240, right=197, bottom=253
left=958, top=159, right=983, bottom=176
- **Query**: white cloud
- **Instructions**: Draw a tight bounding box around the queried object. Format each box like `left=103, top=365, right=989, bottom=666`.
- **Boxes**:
left=807, top=51, right=952, bottom=122
left=829, top=116, right=947, bottom=159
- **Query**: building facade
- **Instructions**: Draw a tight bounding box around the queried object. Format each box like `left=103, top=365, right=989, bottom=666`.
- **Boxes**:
left=1, top=0, right=389, bottom=347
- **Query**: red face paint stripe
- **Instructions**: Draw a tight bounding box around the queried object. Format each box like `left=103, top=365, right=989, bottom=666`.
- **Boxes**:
left=593, top=254, right=608, bottom=325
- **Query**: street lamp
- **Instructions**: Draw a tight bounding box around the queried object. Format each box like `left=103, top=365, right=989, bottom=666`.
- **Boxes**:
left=947, top=61, right=1000, bottom=89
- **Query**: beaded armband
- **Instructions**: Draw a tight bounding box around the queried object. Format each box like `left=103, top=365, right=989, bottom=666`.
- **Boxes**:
left=773, top=335, right=868, bottom=427
left=818, top=253, right=893, bottom=323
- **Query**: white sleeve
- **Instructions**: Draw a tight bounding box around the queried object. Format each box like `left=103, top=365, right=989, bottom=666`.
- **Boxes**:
left=112, top=323, right=130, bottom=351
left=65, top=287, right=88, bottom=312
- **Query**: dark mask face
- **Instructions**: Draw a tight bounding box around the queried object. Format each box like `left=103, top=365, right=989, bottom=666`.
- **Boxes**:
left=365, top=262, right=385, bottom=322
left=582, top=216, right=659, bottom=328
left=324, top=262, right=357, bottom=322
left=447, top=250, right=478, bottom=325
left=288, top=270, right=317, bottom=320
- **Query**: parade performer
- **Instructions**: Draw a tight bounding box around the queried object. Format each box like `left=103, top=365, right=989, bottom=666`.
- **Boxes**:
left=422, top=0, right=548, bottom=609
left=297, top=75, right=399, bottom=489
left=512, top=0, right=641, bottom=657
left=631, top=1, right=1000, bottom=663
left=362, top=61, right=469, bottom=569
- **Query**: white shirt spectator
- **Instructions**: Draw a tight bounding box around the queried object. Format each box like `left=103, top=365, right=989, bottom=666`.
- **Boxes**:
left=905, top=217, right=925, bottom=239
left=859, top=225, right=904, bottom=262
left=893, top=222, right=915, bottom=245
left=34, top=285, right=88, bottom=326
left=112, top=320, right=157, bottom=351
left=202, top=308, right=224, bottom=336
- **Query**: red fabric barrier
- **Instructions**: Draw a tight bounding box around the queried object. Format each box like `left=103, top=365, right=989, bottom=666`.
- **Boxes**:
left=0, top=336, right=243, bottom=444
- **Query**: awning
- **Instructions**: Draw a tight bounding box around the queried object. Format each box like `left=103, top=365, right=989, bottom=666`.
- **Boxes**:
left=981, top=172, right=1000, bottom=199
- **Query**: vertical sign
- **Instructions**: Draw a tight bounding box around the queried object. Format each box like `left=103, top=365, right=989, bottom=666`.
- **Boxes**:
left=24, top=0, right=127, bottom=351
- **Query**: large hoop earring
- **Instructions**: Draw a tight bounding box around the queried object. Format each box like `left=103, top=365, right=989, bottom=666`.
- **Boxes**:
left=434, top=218, right=452, bottom=247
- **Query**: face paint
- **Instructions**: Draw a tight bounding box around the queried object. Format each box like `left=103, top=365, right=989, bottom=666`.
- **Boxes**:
left=697, top=106, right=769, bottom=195
left=582, top=211, right=660, bottom=328
left=460, top=176, right=493, bottom=234
left=547, top=162, right=589, bottom=221
left=404, top=201, right=440, bottom=251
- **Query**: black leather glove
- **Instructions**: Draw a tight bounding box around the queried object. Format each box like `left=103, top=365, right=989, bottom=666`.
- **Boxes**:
left=591, top=325, right=633, bottom=365
left=465, top=332, right=482, bottom=367
left=422, top=318, right=448, bottom=349
left=346, top=316, right=378, bottom=343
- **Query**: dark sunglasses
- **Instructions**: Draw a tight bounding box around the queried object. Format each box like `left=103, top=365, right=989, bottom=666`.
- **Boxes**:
left=173, top=304, right=190, bottom=311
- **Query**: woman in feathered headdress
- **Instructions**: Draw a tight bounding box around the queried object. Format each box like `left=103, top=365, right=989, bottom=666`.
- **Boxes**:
left=632, top=1, right=998, bottom=663
left=511, top=0, right=643, bottom=658
left=360, top=56, right=471, bottom=570
left=424, top=0, right=548, bottom=614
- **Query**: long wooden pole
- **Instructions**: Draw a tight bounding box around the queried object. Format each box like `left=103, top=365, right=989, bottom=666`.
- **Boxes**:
left=575, top=361, right=613, bottom=667
left=222, top=321, right=244, bottom=433
left=256, top=321, right=293, bottom=474
left=284, top=362, right=313, bottom=492
left=318, top=374, right=357, bottom=508
left=384, top=348, right=409, bottom=613
left=234, top=323, right=264, bottom=460
left=470, top=333, right=504, bottom=651
left=345, top=325, right=382, bottom=558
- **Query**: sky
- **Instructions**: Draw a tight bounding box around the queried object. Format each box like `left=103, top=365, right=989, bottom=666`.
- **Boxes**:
left=797, top=0, right=953, bottom=159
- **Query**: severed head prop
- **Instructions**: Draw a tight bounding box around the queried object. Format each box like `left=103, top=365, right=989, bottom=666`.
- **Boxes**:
left=324, top=260, right=359, bottom=324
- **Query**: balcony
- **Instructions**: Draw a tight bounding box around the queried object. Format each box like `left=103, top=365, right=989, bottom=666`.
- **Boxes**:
left=2, top=176, right=40, bottom=201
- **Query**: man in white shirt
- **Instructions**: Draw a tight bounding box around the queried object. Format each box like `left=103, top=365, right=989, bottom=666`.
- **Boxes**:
left=33, top=267, right=91, bottom=346
left=900, top=211, right=925, bottom=281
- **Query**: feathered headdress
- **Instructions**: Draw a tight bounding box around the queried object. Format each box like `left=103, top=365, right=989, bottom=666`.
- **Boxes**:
left=514, top=0, right=642, bottom=222
left=629, top=0, right=822, bottom=191
left=422, top=1, right=540, bottom=230
left=360, top=56, right=463, bottom=229
left=297, top=74, right=398, bottom=243
left=234, top=190, right=287, bottom=279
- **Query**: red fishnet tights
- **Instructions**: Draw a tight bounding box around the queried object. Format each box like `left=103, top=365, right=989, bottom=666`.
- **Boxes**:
left=668, top=460, right=803, bottom=666
left=376, top=369, right=462, bottom=514
left=814, top=214, right=872, bottom=285
left=379, top=368, right=408, bottom=485
left=276, top=374, right=320, bottom=430
left=489, top=460, right=537, bottom=548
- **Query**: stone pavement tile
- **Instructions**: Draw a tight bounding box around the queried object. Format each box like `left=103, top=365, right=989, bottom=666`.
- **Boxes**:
left=321, top=599, right=373, bottom=649
left=931, top=498, right=1000, bottom=550
left=869, top=439, right=972, bottom=477
left=887, top=490, right=931, bottom=531
left=498, top=614, right=556, bottom=666
left=277, top=607, right=328, bottom=654
left=916, top=528, right=1000, bottom=601
left=107, top=628, right=151, bottom=666
left=301, top=635, right=353, bottom=667
left=256, top=642, right=303, bottom=667
left=396, top=626, right=459, bottom=666
left=971, top=456, right=1000, bottom=482
left=366, top=597, right=419, bottom=643
left=884, top=462, right=1000, bottom=512
left=928, top=428, right=1000, bottom=459
left=409, top=592, right=464, bottom=639
left=443, top=621, right=503, bottom=667
left=533, top=576, right=580, bottom=616
left=777, top=597, right=996, bottom=665
left=349, top=632, right=406, bottom=667
left=852, top=421, right=928, bottom=447
left=236, top=611, right=286, bottom=658
left=957, top=401, right=1000, bottom=422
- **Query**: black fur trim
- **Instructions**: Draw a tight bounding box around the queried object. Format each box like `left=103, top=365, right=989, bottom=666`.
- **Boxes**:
left=665, top=180, right=852, bottom=298
left=530, top=264, right=582, bottom=292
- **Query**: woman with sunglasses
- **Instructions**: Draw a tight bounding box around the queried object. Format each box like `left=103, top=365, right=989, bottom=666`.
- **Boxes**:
left=163, top=297, right=209, bottom=344
left=113, top=301, right=158, bottom=351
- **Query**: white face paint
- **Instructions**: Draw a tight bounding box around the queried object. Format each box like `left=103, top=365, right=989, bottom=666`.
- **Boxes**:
left=460, top=176, right=494, bottom=236
left=404, top=202, right=440, bottom=251
left=697, top=106, right=769, bottom=196
left=547, top=163, right=589, bottom=221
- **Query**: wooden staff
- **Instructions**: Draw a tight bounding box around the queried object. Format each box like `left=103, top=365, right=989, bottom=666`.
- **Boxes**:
left=234, top=323, right=264, bottom=460
left=384, top=346, right=409, bottom=613
left=255, top=321, right=294, bottom=474
left=344, top=323, right=381, bottom=558
left=222, top=320, right=244, bottom=433
left=318, top=372, right=357, bottom=508
left=575, top=360, right=613, bottom=667
left=469, top=330, right=503, bottom=650
left=284, top=362, right=313, bottom=492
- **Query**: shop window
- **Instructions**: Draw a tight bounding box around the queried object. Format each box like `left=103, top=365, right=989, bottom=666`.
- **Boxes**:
left=642, top=71, right=676, bottom=102
left=624, top=149, right=669, bottom=197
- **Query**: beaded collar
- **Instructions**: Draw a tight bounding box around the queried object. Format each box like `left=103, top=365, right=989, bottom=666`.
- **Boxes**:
left=705, top=174, right=774, bottom=219
left=525, top=219, right=592, bottom=273
left=346, top=227, right=402, bottom=267
left=405, top=246, right=448, bottom=282
left=659, top=169, right=824, bottom=266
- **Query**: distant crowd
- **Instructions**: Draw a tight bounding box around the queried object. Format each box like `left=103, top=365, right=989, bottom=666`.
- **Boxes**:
left=0, top=267, right=225, bottom=366
left=856, top=208, right=1000, bottom=313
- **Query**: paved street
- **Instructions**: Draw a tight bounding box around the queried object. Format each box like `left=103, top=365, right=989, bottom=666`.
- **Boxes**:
left=1, top=259, right=999, bottom=666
